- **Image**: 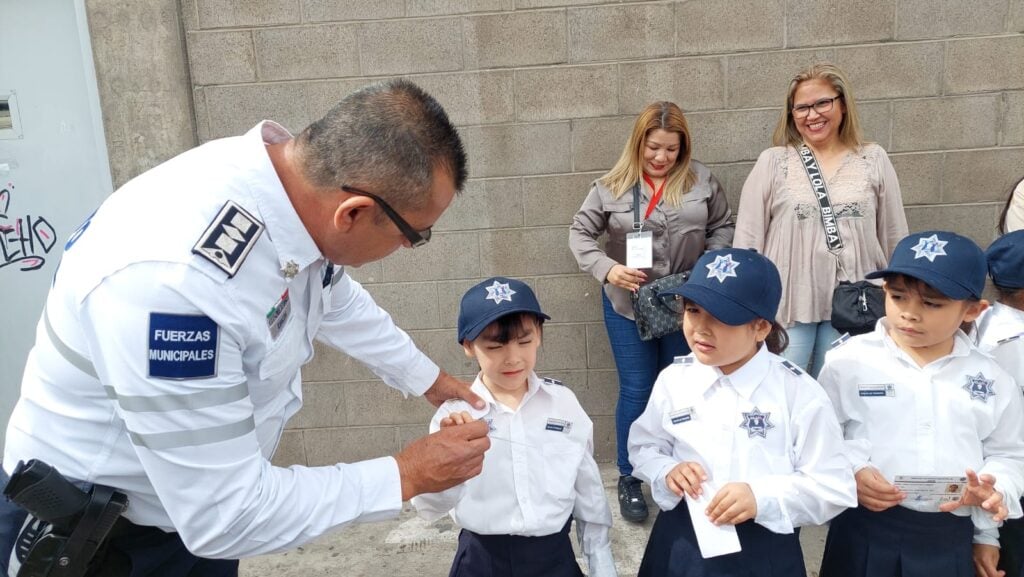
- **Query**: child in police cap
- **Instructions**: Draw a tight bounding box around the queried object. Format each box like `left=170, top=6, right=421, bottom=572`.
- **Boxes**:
left=411, top=277, right=616, bottom=577
left=817, top=230, right=1024, bottom=577
left=628, top=248, right=856, bottom=577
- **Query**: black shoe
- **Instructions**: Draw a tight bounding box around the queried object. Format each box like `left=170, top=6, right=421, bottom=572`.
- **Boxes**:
left=618, top=474, right=649, bottom=522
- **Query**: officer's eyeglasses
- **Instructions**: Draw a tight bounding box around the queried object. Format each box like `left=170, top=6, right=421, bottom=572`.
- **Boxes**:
left=341, top=185, right=431, bottom=248
left=791, top=95, right=842, bottom=119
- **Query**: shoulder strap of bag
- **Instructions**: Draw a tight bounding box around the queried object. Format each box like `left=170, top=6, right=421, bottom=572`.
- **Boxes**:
left=798, top=145, right=844, bottom=255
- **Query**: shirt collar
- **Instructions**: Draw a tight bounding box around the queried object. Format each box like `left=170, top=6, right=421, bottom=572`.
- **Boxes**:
left=689, top=345, right=771, bottom=400
left=470, top=372, right=542, bottom=413
left=878, top=318, right=974, bottom=367
left=245, top=121, right=323, bottom=279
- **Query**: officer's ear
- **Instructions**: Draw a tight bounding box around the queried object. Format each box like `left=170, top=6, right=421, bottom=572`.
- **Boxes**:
left=332, top=195, right=376, bottom=233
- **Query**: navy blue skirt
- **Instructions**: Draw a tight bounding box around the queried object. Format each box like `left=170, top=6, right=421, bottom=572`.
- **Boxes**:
left=998, top=500, right=1024, bottom=577
left=637, top=499, right=805, bottom=577
left=448, top=518, right=583, bottom=577
left=819, top=505, right=974, bottom=577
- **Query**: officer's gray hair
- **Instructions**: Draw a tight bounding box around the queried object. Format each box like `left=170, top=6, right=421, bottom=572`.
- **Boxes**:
left=296, top=79, right=467, bottom=212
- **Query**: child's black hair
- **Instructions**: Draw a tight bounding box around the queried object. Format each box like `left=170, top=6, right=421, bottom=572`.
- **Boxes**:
left=475, top=312, right=546, bottom=344
left=994, top=284, right=1024, bottom=310
left=882, top=273, right=981, bottom=304
left=764, top=321, right=789, bottom=355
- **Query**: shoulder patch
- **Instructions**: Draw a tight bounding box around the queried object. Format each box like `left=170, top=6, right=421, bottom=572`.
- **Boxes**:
left=541, top=377, right=564, bottom=387
left=780, top=359, right=804, bottom=376
left=673, top=355, right=695, bottom=365
left=996, top=333, right=1023, bottom=346
left=192, top=201, right=264, bottom=278
left=830, top=333, right=852, bottom=349
left=148, top=313, right=218, bottom=380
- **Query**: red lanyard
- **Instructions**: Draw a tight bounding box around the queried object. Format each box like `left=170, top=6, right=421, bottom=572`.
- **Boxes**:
left=642, top=174, right=665, bottom=222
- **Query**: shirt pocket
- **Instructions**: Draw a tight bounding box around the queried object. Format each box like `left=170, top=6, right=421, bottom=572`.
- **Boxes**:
left=541, top=441, right=585, bottom=502
left=603, top=201, right=636, bottom=237
left=258, top=315, right=304, bottom=384
left=667, top=187, right=713, bottom=236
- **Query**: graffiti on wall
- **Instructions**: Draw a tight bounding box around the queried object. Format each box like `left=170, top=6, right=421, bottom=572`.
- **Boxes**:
left=0, top=183, right=57, bottom=272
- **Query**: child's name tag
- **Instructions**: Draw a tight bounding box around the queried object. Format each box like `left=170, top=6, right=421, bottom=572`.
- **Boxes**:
left=894, top=475, right=967, bottom=504
left=669, top=408, right=694, bottom=425
left=858, top=384, right=895, bottom=397
left=626, top=231, right=653, bottom=269
left=545, top=418, right=572, bottom=433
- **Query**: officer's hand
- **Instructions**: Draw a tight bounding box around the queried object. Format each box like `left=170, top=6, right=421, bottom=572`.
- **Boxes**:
left=856, top=467, right=904, bottom=511
left=939, top=469, right=1008, bottom=522
left=440, top=411, right=474, bottom=428
left=606, top=264, right=647, bottom=292
left=666, top=461, right=706, bottom=500
left=706, top=482, right=757, bottom=526
left=973, top=544, right=1005, bottom=577
left=423, top=371, right=485, bottom=410
left=395, top=419, right=490, bottom=501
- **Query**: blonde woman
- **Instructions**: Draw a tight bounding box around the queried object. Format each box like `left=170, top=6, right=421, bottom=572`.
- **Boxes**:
left=734, top=63, right=908, bottom=377
left=570, top=101, right=734, bottom=523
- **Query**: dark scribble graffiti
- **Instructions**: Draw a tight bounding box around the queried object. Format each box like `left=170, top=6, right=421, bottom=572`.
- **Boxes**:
left=0, top=185, right=58, bottom=272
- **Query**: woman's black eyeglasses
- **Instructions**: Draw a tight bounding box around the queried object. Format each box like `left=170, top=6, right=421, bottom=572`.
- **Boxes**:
left=341, top=185, right=431, bottom=248
left=791, top=95, right=842, bottom=119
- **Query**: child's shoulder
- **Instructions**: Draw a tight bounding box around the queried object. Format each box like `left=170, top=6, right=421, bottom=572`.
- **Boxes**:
left=823, top=329, right=886, bottom=363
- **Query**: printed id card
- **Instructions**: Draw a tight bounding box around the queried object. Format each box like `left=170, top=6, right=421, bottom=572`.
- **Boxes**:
left=894, top=475, right=967, bottom=504
left=626, top=231, right=653, bottom=269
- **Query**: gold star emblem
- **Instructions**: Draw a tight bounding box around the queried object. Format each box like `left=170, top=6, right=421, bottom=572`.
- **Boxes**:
left=281, top=261, right=299, bottom=279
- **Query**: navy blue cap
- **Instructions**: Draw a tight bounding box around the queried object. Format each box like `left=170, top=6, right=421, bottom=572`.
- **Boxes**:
left=457, top=277, right=550, bottom=343
left=662, top=248, right=782, bottom=326
left=866, top=230, right=986, bottom=299
left=987, top=230, right=1024, bottom=289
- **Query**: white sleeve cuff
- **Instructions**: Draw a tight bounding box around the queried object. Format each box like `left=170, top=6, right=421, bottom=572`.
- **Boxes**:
left=347, top=456, right=404, bottom=523
left=974, top=526, right=1000, bottom=547
left=586, top=545, right=617, bottom=577
left=748, top=478, right=794, bottom=535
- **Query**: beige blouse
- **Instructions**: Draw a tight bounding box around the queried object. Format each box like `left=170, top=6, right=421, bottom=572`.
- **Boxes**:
left=733, top=144, right=908, bottom=327
left=569, top=160, right=734, bottom=319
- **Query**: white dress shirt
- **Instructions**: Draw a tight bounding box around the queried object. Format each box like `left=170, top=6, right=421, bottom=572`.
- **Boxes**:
left=819, top=320, right=1024, bottom=545
left=974, top=302, right=1024, bottom=388
left=627, top=346, right=857, bottom=535
left=411, top=374, right=616, bottom=577
left=4, top=121, right=439, bottom=558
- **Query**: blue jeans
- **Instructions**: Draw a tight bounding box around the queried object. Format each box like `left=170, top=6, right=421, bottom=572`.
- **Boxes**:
left=603, top=292, right=690, bottom=476
left=783, top=321, right=840, bottom=378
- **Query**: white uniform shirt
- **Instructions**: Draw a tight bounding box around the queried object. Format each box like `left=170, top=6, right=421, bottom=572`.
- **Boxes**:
left=974, top=302, right=1024, bottom=389
left=627, top=347, right=857, bottom=535
left=3, top=121, right=440, bottom=558
left=819, top=320, right=1024, bottom=545
left=411, top=374, right=616, bottom=577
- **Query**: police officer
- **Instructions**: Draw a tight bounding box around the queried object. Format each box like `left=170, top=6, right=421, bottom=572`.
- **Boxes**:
left=0, top=79, right=490, bottom=576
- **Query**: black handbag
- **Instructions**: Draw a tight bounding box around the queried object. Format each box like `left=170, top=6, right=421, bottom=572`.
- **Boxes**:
left=797, top=145, right=884, bottom=336
left=631, top=271, right=690, bottom=341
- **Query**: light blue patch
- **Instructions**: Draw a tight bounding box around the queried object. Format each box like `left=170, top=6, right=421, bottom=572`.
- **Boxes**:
left=148, top=313, right=218, bottom=380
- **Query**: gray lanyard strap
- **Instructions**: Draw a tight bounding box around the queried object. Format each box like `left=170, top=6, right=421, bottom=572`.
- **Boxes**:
left=798, top=145, right=844, bottom=255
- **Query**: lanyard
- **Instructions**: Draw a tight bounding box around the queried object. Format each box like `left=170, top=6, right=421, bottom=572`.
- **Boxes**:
left=641, top=174, right=666, bottom=222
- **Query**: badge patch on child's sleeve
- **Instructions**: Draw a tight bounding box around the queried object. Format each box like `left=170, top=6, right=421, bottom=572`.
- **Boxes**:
left=545, top=418, right=572, bottom=433
left=148, top=313, right=219, bottom=379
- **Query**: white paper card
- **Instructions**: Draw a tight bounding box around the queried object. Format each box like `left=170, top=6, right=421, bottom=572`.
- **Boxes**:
left=894, top=475, right=967, bottom=505
left=626, top=231, right=653, bottom=269
left=685, top=489, right=742, bottom=558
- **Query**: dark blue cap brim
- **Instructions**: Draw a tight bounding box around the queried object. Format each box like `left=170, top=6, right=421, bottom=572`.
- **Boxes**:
left=458, top=308, right=551, bottom=343
left=677, top=283, right=759, bottom=326
left=865, top=265, right=975, bottom=300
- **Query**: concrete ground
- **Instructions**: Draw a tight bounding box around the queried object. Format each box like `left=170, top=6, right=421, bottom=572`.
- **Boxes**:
left=239, top=463, right=827, bottom=577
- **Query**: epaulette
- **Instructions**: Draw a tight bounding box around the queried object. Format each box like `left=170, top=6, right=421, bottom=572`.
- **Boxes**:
left=780, top=359, right=804, bottom=376
left=996, top=333, right=1023, bottom=346
left=830, top=333, right=852, bottom=349
left=541, top=377, right=564, bottom=387
left=673, top=355, right=694, bottom=365
left=192, top=200, right=264, bottom=278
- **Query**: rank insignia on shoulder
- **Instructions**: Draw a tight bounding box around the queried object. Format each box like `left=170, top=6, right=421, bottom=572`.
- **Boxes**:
left=673, top=355, right=694, bottom=365
left=193, top=201, right=264, bottom=278
left=830, top=333, right=851, bottom=348
left=781, top=359, right=804, bottom=376
left=997, top=333, right=1023, bottom=346
left=541, top=377, right=564, bottom=387
left=545, top=417, right=572, bottom=433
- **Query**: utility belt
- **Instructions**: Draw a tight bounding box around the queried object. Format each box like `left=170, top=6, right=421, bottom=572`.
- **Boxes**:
left=2, top=460, right=128, bottom=577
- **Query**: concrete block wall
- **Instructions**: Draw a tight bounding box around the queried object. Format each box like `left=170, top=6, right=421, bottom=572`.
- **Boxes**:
left=173, top=0, right=1024, bottom=468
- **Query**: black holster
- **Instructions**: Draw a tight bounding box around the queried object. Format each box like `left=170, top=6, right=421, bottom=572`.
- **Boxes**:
left=3, top=460, right=128, bottom=577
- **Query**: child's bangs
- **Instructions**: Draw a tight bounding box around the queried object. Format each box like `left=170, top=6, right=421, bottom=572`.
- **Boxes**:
left=884, top=274, right=958, bottom=301
left=477, top=313, right=543, bottom=344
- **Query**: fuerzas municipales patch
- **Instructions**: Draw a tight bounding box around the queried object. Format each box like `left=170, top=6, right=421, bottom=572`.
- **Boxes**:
left=149, top=313, right=219, bottom=379
left=192, top=201, right=264, bottom=278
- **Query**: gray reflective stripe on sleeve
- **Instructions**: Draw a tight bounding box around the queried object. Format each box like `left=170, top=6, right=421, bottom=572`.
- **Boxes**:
left=104, top=382, right=249, bottom=412
left=44, top=305, right=98, bottom=379
left=128, top=415, right=256, bottom=450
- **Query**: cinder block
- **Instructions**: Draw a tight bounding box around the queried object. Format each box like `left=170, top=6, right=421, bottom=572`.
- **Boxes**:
left=410, top=328, right=480, bottom=375
left=196, top=0, right=299, bottom=28
left=577, top=370, right=619, bottom=417
left=288, top=382, right=348, bottom=429
left=536, top=323, right=589, bottom=372
left=479, top=227, right=579, bottom=276
left=571, top=116, right=638, bottom=172
left=460, top=122, right=572, bottom=177
left=888, top=152, right=943, bottom=206
left=706, top=162, right=755, bottom=214
left=945, top=37, right=1024, bottom=95
left=895, top=0, right=1007, bottom=40
left=436, top=178, right=522, bottom=232
left=891, top=95, right=1000, bottom=152
left=618, top=57, right=725, bottom=115
left=410, top=71, right=516, bottom=126
left=676, top=0, right=785, bottom=55
left=304, top=340, right=377, bottom=383
left=204, top=83, right=315, bottom=139
left=591, top=415, right=616, bottom=463
left=567, top=4, right=675, bottom=63
left=180, top=0, right=200, bottom=31
left=302, top=0, right=404, bottom=22
left=688, top=109, right=779, bottom=164
left=586, top=322, right=615, bottom=369
left=304, top=78, right=379, bottom=119
left=515, top=65, right=618, bottom=122
left=523, top=172, right=603, bottom=227
left=254, top=24, right=360, bottom=81
left=857, top=100, right=892, bottom=151
left=463, top=11, right=567, bottom=69
left=187, top=31, right=256, bottom=85
left=380, top=231, right=480, bottom=282
left=270, top=430, right=306, bottom=467
left=359, top=18, right=462, bottom=75
left=835, top=43, right=943, bottom=100
left=533, top=274, right=604, bottom=323
left=407, top=0, right=507, bottom=16
left=726, top=49, right=835, bottom=109
left=436, top=279, right=484, bottom=329
left=517, top=0, right=608, bottom=7
left=345, top=261, right=383, bottom=285
left=344, top=381, right=438, bottom=426
left=304, top=426, right=400, bottom=466
left=905, top=204, right=1002, bottom=247
left=1013, top=0, right=1024, bottom=32
left=397, top=424, right=430, bottom=451
left=942, top=148, right=1024, bottom=204
left=786, top=0, right=895, bottom=47
left=193, top=87, right=210, bottom=143
left=363, top=282, right=441, bottom=330
left=1005, top=92, right=1024, bottom=146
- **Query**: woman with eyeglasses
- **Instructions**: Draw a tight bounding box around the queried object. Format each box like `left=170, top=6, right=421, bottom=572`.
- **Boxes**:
left=733, top=62, right=908, bottom=377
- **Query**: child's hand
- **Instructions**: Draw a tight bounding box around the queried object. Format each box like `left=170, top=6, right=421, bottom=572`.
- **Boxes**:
left=665, top=461, right=707, bottom=499
left=439, top=411, right=475, bottom=428
left=706, top=482, right=757, bottom=526
left=856, top=467, right=904, bottom=511
left=972, top=543, right=1005, bottom=577
left=939, top=469, right=1009, bottom=522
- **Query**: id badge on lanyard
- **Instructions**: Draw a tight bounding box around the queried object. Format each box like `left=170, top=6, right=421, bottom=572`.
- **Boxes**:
left=626, top=175, right=664, bottom=269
